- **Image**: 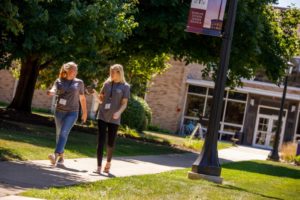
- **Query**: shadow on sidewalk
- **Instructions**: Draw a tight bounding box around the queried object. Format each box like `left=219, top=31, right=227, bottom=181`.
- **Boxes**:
left=56, top=165, right=88, bottom=173
left=114, top=153, right=199, bottom=168
left=0, top=161, right=89, bottom=190
left=113, top=153, right=231, bottom=168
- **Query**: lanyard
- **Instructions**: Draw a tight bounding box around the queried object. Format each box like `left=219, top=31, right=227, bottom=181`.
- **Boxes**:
left=62, top=79, right=74, bottom=95
left=67, top=79, right=74, bottom=90
left=109, top=81, right=114, bottom=99
left=65, top=79, right=74, bottom=92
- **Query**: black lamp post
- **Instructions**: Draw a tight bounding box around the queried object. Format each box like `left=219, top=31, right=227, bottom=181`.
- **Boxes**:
left=269, top=62, right=295, bottom=161
left=188, top=0, right=238, bottom=184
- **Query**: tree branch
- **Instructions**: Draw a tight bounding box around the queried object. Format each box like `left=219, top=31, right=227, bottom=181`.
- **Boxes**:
left=39, top=60, right=53, bottom=70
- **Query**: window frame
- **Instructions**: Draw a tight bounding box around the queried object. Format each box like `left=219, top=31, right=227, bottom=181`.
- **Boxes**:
left=182, top=84, right=248, bottom=134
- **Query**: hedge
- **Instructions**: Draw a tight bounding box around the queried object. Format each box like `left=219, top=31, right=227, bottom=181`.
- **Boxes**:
left=121, top=95, right=152, bottom=131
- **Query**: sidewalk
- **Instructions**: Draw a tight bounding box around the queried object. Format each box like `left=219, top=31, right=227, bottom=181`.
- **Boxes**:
left=0, top=146, right=270, bottom=199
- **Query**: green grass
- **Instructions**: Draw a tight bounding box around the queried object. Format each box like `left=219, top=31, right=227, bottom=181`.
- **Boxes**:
left=144, top=131, right=232, bottom=151
left=0, top=122, right=183, bottom=161
left=22, top=160, right=300, bottom=200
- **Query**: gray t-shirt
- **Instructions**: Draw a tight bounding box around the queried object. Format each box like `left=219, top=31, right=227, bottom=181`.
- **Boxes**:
left=52, top=78, right=85, bottom=112
left=97, top=81, right=130, bottom=125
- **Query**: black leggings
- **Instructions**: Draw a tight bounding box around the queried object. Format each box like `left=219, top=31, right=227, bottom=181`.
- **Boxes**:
left=97, top=120, right=119, bottom=166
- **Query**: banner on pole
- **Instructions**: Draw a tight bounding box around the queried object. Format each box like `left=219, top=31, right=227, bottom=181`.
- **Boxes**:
left=186, top=0, right=227, bottom=37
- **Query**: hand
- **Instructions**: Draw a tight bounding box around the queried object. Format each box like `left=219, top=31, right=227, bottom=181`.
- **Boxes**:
left=113, top=111, right=121, bottom=120
left=81, top=112, right=88, bottom=123
left=47, top=90, right=55, bottom=96
left=98, top=94, right=104, bottom=104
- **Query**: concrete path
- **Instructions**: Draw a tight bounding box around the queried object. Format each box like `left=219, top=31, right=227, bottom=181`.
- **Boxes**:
left=0, top=146, right=270, bottom=199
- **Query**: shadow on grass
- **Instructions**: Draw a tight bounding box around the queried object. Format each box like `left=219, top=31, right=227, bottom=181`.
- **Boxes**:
left=0, top=121, right=183, bottom=161
left=0, top=122, right=98, bottom=159
left=215, top=184, right=283, bottom=200
left=223, top=161, right=300, bottom=179
left=0, top=147, right=24, bottom=161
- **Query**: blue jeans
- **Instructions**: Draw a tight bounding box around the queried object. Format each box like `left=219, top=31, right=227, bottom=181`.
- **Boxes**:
left=54, top=111, right=78, bottom=154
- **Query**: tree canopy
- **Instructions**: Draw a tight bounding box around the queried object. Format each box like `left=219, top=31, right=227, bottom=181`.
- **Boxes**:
left=38, top=0, right=300, bottom=95
left=120, top=0, right=300, bottom=87
left=0, top=0, right=138, bottom=112
left=1, top=0, right=300, bottom=112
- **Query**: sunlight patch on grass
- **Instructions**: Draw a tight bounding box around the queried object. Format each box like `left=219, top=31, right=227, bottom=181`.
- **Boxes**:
left=0, top=123, right=184, bottom=161
left=22, top=160, right=300, bottom=200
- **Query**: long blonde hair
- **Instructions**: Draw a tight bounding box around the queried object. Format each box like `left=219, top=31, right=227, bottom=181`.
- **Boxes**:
left=59, top=62, right=78, bottom=79
left=105, top=64, right=127, bottom=84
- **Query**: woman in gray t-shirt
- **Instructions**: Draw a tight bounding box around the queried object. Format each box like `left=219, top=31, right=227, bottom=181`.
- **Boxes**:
left=47, top=62, right=87, bottom=166
left=95, top=64, right=130, bottom=174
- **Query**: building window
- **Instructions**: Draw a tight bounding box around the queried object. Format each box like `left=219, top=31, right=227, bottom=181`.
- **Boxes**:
left=208, top=88, right=214, bottom=96
left=204, top=97, right=213, bottom=118
left=205, top=98, right=226, bottom=119
left=259, top=107, right=286, bottom=117
left=185, top=94, right=205, bottom=117
left=224, top=101, right=245, bottom=125
left=182, top=84, right=248, bottom=137
left=228, top=91, right=247, bottom=101
left=188, top=85, right=207, bottom=95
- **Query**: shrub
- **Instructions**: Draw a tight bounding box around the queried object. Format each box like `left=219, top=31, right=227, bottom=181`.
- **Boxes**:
left=119, top=126, right=141, bottom=138
left=118, top=125, right=171, bottom=146
left=295, top=155, right=300, bottom=166
left=148, top=125, right=172, bottom=134
left=280, top=142, right=297, bottom=162
left=121, top=95, right=152, bottom=131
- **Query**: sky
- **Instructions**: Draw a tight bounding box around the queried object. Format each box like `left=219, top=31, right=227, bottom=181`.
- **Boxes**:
left=204, top=0, right=226, bottom=28
left=276, top=0, right=300, bottom=8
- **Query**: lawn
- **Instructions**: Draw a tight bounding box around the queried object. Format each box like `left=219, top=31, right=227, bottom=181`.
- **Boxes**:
left=22, top=160, right=300, bottom=200
left=144, top=131, right=232, bottom=151
left=0, top=121, right=183, bottom=161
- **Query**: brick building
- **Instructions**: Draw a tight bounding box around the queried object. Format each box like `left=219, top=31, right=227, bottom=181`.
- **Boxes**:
left=145, top=59, right=300, bottom=149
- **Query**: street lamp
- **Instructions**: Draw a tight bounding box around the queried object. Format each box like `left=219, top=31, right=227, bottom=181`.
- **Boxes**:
left=268, top=61, right=295, bottom=161
left=188, top=0, right=238, bottom=184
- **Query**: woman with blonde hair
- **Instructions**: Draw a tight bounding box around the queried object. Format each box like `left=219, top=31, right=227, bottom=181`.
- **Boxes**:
left=47, top=62, right=87, bottom=166
left=95, top=64, right=130, bottom=174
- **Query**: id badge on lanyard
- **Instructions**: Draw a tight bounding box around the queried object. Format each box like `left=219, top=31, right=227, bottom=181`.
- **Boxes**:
left=59, top=98, right=67, bottom=106
left=104, top=103, right=111, bottom=110
left=104, top=82, right=114, bottom=110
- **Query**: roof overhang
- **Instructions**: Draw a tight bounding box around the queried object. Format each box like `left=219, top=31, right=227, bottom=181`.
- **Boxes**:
left=186, top=79, right=300, bottom=101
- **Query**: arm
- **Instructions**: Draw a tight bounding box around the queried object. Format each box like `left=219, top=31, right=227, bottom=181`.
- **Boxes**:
left=97, top=83, right=105, bottom=104
left=47, top=80, right=57, bottom=96
left=79, top=81, right=87, bottom=122
left=98, top=92, right=104, bottom=104
left=113, top=98, right=128, bottom=120
left=80, top=95, right=88, bottom=123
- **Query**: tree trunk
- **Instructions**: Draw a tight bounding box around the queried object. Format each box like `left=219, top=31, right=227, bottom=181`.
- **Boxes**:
left=7, top=57, right=40, bottom=113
